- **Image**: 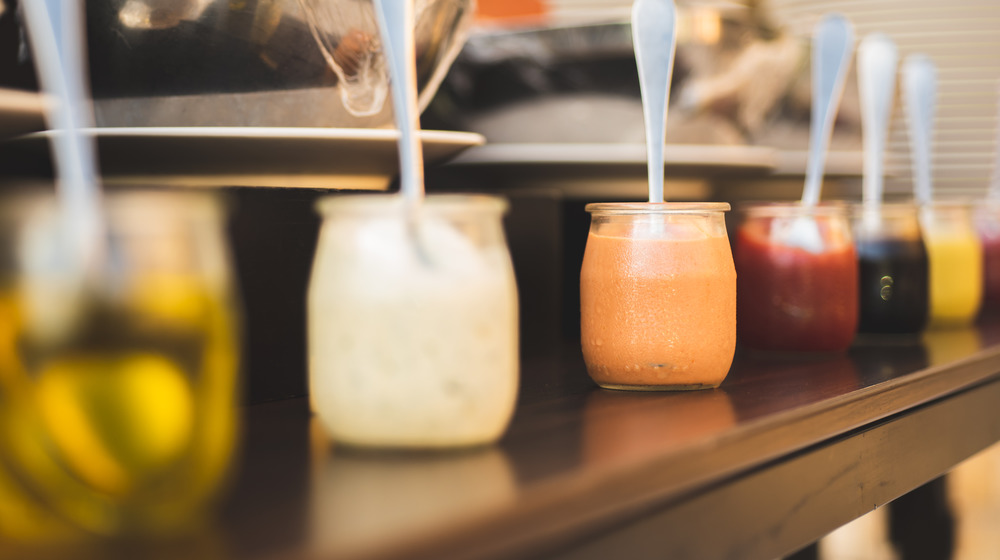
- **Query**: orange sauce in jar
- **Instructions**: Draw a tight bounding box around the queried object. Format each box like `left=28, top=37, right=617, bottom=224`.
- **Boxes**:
left=580, top=206, right=736, bottom=390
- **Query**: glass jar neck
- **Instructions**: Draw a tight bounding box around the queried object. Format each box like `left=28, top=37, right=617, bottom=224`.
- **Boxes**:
left=317, top=194, right=508, bottom=219
left=586, top=202, right=730, bottom=217
left=854, top=204, right=922, bottom=240
left=740, top=201, right=850, bottom=219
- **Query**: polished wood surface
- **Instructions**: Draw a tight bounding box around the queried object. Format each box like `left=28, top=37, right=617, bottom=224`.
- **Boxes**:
left=214, top=322, right=1000, bottom=560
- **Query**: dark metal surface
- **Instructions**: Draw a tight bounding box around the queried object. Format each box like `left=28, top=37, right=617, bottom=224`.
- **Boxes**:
left=0, top=0, right=472, bottom=128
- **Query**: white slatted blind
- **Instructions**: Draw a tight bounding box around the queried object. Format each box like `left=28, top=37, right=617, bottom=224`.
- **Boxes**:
left=767, top=0, right=1000, bottom=199
left=536, top=0, right=1000, bottom=196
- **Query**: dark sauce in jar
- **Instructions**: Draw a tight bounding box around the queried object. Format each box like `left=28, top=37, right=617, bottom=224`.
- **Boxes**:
left=856, top=237, right=929, bottom=333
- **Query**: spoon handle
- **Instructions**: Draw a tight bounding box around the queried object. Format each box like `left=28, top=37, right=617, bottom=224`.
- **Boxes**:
left=903, top=54, right=937, bottom=205
left=858, top=33, right=898, bottom=207
left=374, top=0, right=424, bottom=206
left=801, top=14, right=854, bottom=207
left=632, top=0, right=677, bottom=204
left=21, top=0, right=103, bottom=259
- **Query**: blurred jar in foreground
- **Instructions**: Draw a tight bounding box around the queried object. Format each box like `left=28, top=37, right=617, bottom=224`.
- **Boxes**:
left=920, top=202, right=982, bottom=327
left=0, top=191, right=240, bottom=539
left=580, top=203, right=736, bottom=390
left=308, top=195, right=518, bottom=449
left=852, top=204, right=929, bottom=334
left=735, top=203, right=858, bottom=352
left=974, top=201, right=1000, bottom=314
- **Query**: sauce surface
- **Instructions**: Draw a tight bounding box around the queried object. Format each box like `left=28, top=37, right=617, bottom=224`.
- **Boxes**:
left=924, top=230, right=982, bottom=327
left=735, top=221, right=858, bottom=352
left=309, top=217, right=519, bottom=448
left=856, top=237, right=929, bottom=334
left=1, top=277, right=238, bottom=533
left=580, top=226, right=735, bottom=389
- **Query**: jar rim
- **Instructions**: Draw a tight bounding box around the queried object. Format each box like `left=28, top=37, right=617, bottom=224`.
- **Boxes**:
left=108, top=190, right=224, bottom=221
left=316, top=193, right=508, bottom=216
left=2, top=189, right=225, bottom=224
left=851, top=202, right=922, bottom=214
left=919, top=199, right=977, bottom=209
left=585, top=202, right=730, bottom=215
left=739, top=201, right=850, bottom=217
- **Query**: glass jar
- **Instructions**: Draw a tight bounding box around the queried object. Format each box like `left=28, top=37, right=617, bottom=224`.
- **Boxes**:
left=308, top=194, right=519, bottom=449
left=852, top=203, right=929, bottom=334
left=974, top=201, right=1000, bottom=314
left=920, top=202, right=982, bottom=327
left=580, top=203, right=736, bottom=390
left=0, top=191, right=240, bottom=538
left=735, top=202, right=858, bottom=352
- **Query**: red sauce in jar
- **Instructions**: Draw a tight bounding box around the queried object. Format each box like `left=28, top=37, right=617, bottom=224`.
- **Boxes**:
left=736, top=219, right=859, bottom=352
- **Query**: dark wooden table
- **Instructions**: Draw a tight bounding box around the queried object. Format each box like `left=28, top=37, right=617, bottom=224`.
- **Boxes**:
left=209, top=321, right=1000, bottom=560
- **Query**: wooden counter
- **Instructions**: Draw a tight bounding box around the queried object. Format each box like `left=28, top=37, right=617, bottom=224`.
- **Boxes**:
left=216, top=322, right=1000, bottom=560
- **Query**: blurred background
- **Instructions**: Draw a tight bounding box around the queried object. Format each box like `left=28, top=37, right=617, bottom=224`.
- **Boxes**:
left=436, top=0, right=1000, bottom=199
left=0, top=1, right=998, bottom=559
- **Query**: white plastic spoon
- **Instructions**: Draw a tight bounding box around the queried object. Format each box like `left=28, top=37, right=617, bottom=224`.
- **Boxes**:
left=782, top=14, right=854, bottom=252
left=858, top=33, right=898, bottom=208
left=802, top=14, right=855, bottom=207
left=904, top=54, right=937, bottom=205
left=632, top=0, right=678, bottom=204
left=373, top=0, right=424, bottom=211
left=21, top=0, right=104, bottom=266
left=374, top=0, right=438, bottom=265
left=20, top=0, right=104, bottom=340
left=857, top=32, right=899, bottom=231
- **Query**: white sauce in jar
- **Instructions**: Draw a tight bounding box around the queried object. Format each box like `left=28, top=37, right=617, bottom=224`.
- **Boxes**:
left=308, top=212, right=518, bottom=448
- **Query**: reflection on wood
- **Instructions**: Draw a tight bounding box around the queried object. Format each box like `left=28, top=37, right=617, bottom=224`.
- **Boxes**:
left=582, top=390, right=736, bottom=469
left=308, top=417, right=516, bottom=558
